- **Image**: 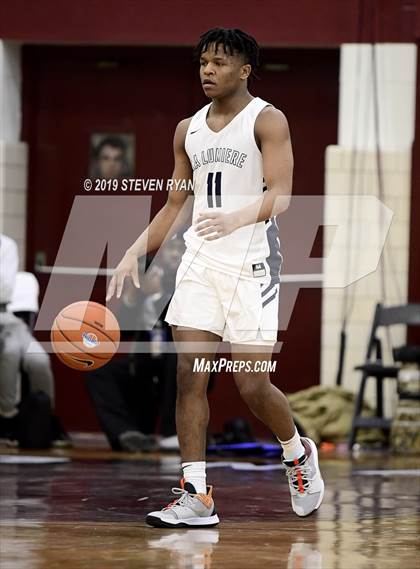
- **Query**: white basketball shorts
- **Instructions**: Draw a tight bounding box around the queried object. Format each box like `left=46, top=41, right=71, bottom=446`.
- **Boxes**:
left=165, top=260, right=279, bottom=346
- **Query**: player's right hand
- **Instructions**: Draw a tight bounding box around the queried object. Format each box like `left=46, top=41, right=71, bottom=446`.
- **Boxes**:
left=106, top=251, right=140, bottom=301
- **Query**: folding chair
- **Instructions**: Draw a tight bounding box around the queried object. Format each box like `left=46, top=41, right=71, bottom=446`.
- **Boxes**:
left=348, top=303, right=420, bottom=448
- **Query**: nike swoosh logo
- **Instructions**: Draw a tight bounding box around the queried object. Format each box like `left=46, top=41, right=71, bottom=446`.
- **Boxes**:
left=189, top=129, right=200, bottom=135
left=72, top=356, right=95, bottom=368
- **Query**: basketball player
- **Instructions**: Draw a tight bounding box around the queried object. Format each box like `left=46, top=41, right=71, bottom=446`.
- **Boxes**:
left=107, top=28, right=324, bottom=527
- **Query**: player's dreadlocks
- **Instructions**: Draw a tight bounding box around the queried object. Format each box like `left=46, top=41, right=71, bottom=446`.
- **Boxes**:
left=194, top=28, right=260, bottom=82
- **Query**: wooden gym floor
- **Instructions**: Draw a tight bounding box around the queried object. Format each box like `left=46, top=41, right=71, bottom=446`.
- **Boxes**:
left=0, top=445, right=419, bottom=569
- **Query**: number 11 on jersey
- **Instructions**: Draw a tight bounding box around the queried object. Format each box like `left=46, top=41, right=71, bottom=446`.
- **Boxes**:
left=207, top=172, right=222, bottom=208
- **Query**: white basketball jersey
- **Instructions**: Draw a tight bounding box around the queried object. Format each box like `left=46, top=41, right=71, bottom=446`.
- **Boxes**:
left=182, top=97, right=282, bottom=283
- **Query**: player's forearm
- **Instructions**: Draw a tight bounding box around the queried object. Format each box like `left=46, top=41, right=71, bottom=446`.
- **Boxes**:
left=234, top=187, right=291, bottom=229
left=125, top=202, right=184, bottom=259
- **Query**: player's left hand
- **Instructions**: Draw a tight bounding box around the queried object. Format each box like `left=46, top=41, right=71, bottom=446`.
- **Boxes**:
left=195, top=211, right=239, bottom=240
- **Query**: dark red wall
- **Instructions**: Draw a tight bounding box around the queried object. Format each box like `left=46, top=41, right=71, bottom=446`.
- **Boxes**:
left=22, top=45, right=339, bottom=435
left=1, top=0, right=419, bottom=46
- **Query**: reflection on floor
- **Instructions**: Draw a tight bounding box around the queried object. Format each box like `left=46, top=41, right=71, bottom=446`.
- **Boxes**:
left=0, top=445, right=419, bottom=569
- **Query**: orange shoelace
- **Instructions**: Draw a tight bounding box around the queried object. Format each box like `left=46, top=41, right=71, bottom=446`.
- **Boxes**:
left=285, top=457, right=311, bottom=494
left=293, top=458, right=305, bottom=494
left=162, top=479, right=213, bottom=509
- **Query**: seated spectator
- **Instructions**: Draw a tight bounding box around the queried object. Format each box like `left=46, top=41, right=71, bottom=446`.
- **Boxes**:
left=0, top=234, right=70, bottom=448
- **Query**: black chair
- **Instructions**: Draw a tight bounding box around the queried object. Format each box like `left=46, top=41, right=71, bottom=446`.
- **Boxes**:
left=348, top=303, right=420, bottom=448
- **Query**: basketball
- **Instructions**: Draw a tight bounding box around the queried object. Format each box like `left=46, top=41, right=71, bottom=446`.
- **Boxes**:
left=50, top=301, right=120, bottom=371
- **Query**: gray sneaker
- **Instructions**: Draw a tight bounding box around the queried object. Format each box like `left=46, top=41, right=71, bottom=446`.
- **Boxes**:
left=118, top=430, right=157, bottom=453
left=283, top=437, right=325, bottom=517
left=146, top=479, right=220, bottom=528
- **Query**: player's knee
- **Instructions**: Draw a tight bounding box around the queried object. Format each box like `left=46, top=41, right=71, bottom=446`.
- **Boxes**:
left=176, top=355, right=208, bottom=397
left=235, top=372, right=270, bottom=404
left=177, top=354, right=195, bottom=378
left=177, top=375, right=208, bottom=398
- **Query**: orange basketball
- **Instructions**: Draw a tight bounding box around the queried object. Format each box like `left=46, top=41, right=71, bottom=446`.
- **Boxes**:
left=51, top=301, right=120, bottom=371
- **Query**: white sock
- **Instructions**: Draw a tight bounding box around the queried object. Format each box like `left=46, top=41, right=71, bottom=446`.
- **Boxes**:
left=182, top=461, right=207, bottom=494
left=278, top=428, right=305, bottom=461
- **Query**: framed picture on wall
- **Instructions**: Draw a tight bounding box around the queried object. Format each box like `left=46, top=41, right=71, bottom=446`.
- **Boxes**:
left=89, top=133, right=135, bottom=180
